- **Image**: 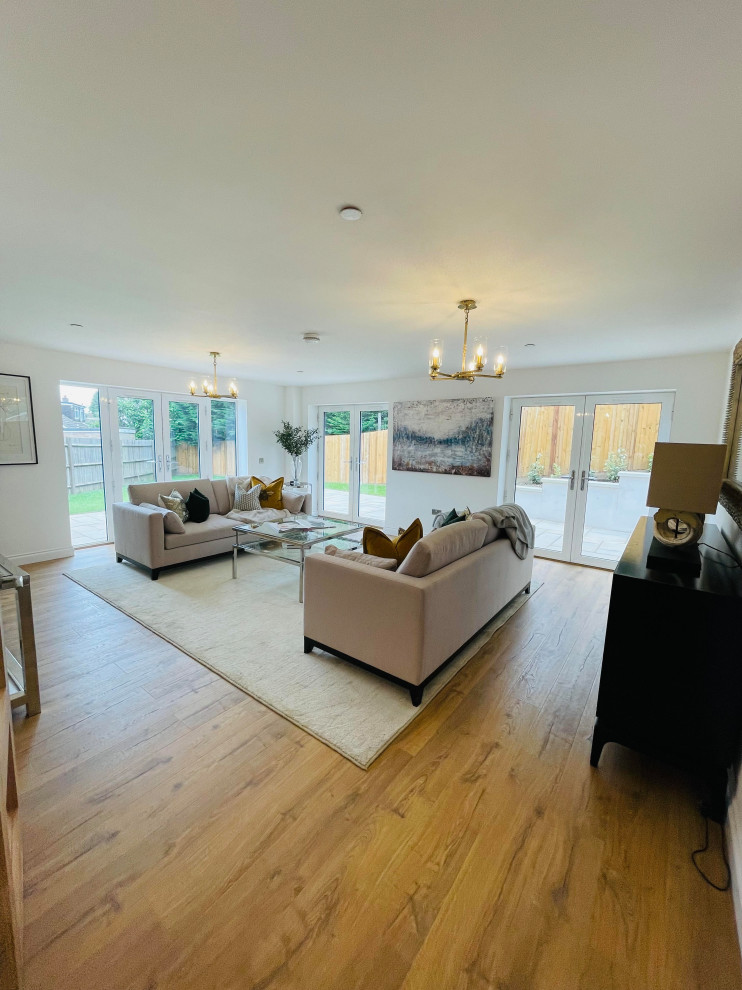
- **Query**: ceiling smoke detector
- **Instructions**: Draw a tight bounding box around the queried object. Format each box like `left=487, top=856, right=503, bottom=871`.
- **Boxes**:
left=302, top=332, right=321, bottom=343
left=338, top=205, right=362, bottom=221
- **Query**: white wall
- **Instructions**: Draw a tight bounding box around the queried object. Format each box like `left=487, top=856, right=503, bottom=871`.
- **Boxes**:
left=0, top=340, right=285, bottom=563
left=301, top=350, right=730, bottom=532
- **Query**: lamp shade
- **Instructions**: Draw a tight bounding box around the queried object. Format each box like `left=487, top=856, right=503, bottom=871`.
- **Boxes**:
left=646, top=442, right=726, bottom=514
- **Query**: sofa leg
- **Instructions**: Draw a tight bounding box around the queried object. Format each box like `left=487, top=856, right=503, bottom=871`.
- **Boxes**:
left=304, top=637, right=315, bottom=654
left=150, top=569, right=160, bottom=581
left=116, top=554, right=123, bottom=564
left=410, top=684, right=424, bottom=707
left=525, top=582, right=531, bottom=594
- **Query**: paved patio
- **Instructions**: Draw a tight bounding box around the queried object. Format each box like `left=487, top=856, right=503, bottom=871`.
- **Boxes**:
left=322, top=489, right=386, bottom=524
left=70, top=511, right=108, bottom=547
left=531, top=516, right=638, bottom=562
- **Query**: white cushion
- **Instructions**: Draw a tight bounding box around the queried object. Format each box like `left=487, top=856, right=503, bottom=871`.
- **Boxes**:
left=324, top=545, right=398, bottom=570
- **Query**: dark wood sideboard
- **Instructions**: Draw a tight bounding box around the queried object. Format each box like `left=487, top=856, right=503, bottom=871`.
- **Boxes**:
left=591, top=516, right=742, bottom=821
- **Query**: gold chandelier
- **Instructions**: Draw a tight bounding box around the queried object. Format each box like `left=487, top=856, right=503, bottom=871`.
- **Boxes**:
left=429, top=300, right=507, bottom=383
left=189, top=351, right=238, bottom=399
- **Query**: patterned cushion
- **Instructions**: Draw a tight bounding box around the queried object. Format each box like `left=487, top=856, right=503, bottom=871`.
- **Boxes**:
left=158, top=490, right=189, bottom=523
left=234, top=483, right=262, bottom=512
left=249, top=476, right=284, bottom=510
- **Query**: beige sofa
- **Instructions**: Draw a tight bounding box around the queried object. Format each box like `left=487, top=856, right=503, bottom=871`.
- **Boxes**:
left=113, top=477, right=312, bottom=579
left=303, top=514, right=534, bottom=705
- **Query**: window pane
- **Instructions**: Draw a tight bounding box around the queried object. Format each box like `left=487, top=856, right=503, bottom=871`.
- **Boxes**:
left=322, top=410, right=350, bottom=515
left=60, top=384, right=108, bottom=546
left=117, top=397, right=156, bottom=499
left=580, top=403, right=662, bottom=562
left=169, top=401, right=200, bottom=479
left=513, top=404, right=576, bottom=554
left=359, top=409, right=387, bottom=524
left=211, top=400, right=236, bottom=479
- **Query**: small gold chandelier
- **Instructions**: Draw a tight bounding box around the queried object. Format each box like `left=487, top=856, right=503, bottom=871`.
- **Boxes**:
left=189, top=352, right=238, bottom=399
left=429, top=300, right=507, bottom=383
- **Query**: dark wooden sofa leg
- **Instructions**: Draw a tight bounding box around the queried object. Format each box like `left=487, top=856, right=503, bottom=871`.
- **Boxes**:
left=116, top=554, right=123, bottom=563
left=150, top=568, right=160, bottom=581
left=590, top=718, right=606, bottom=768
left=410, top=684, right=424, bottom=707
left=524, top=582, right=531, bottom=594
left=304, top=637, right=315, bottom=654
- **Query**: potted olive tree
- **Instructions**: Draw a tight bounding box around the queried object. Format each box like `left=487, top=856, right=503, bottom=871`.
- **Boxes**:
left=273, top=421, right=319, bottom=487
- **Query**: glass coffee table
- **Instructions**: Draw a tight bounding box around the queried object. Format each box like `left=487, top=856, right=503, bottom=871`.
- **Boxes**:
left=232, top=517, right=363, bottom=602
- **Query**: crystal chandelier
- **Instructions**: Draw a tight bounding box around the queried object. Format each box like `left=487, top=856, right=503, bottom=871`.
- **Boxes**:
left=429, top=300, right=507, bottom=382
left=189, top=352, right=238, bottom=399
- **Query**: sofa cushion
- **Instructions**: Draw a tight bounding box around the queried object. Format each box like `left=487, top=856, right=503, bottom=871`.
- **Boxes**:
left=397, top=518, right=488, bottom=577
left=163, top=514, right=237, bottom=549
left=282, top=489, right=305, bottom=513
left=129, top=479, right=220, bottom=514
left=159, top=491, right=189, bottom=523
left=250, top=476, right=284, bottom=509
left=363, top=518, right=422, bottom=562
left=139, top=502, right=186, bottom=534
left=234, top=483, right=262, bottom=511
left=186, top=488, right=211, bottom=523
left=324, top=545, right=398, bottom=569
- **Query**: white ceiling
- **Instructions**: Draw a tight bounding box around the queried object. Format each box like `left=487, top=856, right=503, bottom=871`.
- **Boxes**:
left=2, top=0, right=741, bottom=385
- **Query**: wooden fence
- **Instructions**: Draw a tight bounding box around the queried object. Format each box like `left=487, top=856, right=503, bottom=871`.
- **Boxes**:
left=323, top=431, right=388, bottom=485
left=64, top=437, right=236, bottom=493
left=516, top=403, right=661, bottom=480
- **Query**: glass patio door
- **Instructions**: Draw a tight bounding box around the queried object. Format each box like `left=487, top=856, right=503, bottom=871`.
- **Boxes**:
left=571, top=393, right=672, bottom=566
left=318, top=404, right=388, bottom=525
left=505, top=391, right=674, bottom=567
left=506, top=397, right=584, bottom=561
left=109, top=391, right=164, bottom=502
left=162, top=395, right=209, bottom=483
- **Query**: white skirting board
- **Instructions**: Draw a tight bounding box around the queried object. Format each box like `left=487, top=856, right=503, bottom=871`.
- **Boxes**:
left=7, top=546, right=74, bottom=566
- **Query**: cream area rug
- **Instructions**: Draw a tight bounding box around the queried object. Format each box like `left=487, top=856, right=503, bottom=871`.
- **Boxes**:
left=65, top=555, right=540, bottom=769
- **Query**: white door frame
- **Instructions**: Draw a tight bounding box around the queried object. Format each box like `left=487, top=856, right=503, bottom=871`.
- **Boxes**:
left=504, top=390, right=675, bottom=567
left=316, top=403, right=388, bottom=525
left=504, top=395, right=586, bottom=563
left=161, top=393, right=210, bottom=483
left=569, top=391, right=673, bottom=567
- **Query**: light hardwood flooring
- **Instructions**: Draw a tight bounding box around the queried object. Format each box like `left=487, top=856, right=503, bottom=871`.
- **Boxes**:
left=13, top=546, right=742, bottom=989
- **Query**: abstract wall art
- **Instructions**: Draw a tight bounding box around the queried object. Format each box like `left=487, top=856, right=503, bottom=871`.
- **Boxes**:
left=392, top=397, right=494, bottom=476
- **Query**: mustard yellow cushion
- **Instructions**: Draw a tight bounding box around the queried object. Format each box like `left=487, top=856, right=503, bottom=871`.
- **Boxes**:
left=363, top=518, right=422, bottom=563
left=249, top=476, right=284, bottom=510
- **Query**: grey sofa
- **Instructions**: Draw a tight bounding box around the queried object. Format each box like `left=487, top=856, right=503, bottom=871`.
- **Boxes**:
left=113, top=477, right=312, bottom=579
left=303, top=512, right=534, bottom=705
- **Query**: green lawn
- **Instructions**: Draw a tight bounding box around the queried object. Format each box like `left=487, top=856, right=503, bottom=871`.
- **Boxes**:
left=68, top=490, right=105, bottom=515
left=67, top=473, right=200, bottom=515
left=324, top=482, right=386, bottom=497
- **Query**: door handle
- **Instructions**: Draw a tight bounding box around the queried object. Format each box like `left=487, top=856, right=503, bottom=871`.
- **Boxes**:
left=569, top=469, right=575, bottom=491
left=157, top=454, right=163, bottom=471
left=580, top=470, right=586, bottom=491
left=166, top=453, right=171, bottom=469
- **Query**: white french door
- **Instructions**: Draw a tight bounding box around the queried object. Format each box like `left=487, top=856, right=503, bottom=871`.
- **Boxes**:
left=61, top=382, right=241, bottom=546
left=317, top=404, right=388, bottom=525
left=504, top=391, right=674, bottom=568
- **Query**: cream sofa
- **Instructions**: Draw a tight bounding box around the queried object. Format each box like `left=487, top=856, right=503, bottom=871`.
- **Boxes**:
left=113, top=477, right=312, bottom=579
left=303, top=514, right=534, bottom=705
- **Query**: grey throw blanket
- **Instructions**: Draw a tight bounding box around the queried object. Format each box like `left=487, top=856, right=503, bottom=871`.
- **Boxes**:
left=479, top=504, right=535, bottom=560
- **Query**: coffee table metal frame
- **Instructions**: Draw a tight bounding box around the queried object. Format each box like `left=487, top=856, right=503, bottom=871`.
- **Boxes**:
left=231, top=519, right=363, bottom=602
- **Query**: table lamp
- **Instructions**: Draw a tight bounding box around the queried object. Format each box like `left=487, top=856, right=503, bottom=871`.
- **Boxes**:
left=645, top=442, right=726, bottom=575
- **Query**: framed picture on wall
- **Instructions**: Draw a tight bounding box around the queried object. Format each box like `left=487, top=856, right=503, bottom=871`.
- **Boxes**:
left=0, top=373, right=38, bottom=465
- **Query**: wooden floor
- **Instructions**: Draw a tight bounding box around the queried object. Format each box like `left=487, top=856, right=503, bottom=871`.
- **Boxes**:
left=13, top=546, right=742, bottom=989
